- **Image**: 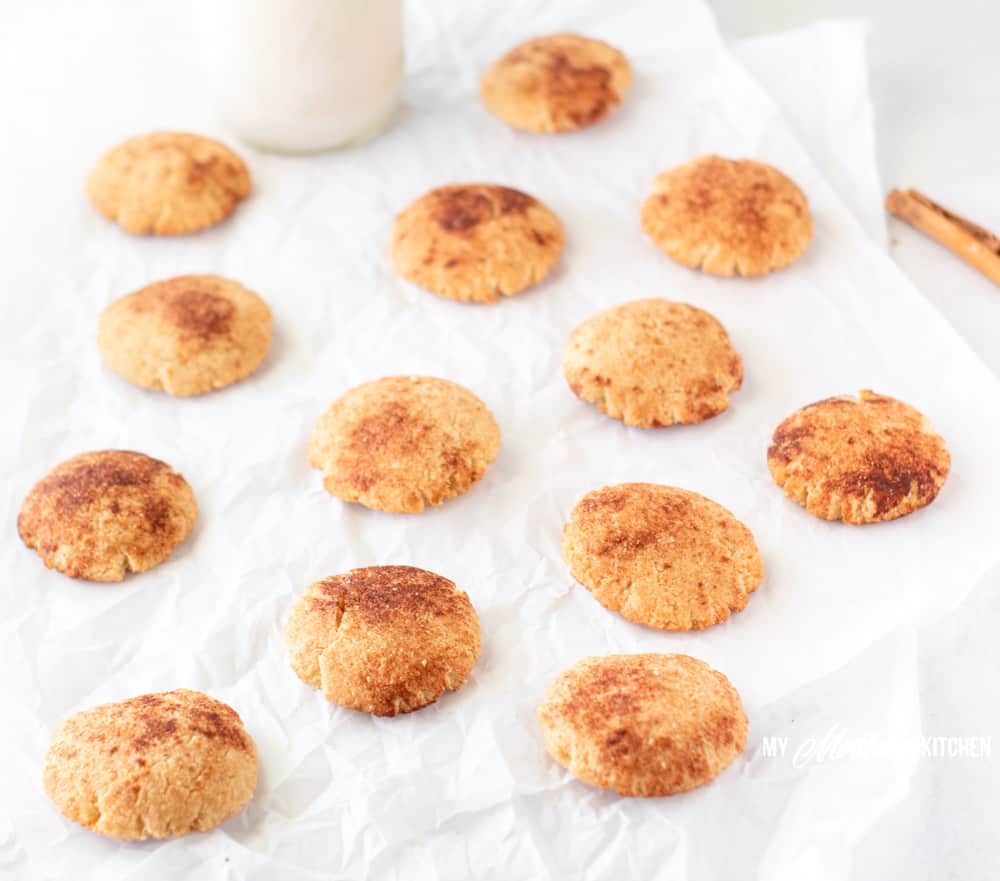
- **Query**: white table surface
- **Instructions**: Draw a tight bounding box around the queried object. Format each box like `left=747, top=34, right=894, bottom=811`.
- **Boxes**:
left=711, top=0, right=1000, bottom=377
left=712, top=3, right=1000, bottom=878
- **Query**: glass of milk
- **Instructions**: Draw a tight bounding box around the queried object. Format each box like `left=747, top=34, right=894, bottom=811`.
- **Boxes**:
left=197, top=0, right=403, bottom=153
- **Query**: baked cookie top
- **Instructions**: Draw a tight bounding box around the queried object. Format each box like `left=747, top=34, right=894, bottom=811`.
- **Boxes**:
left=308, top=376, right=501, bottom=513
left=392, top=184, right=564, bottom=303
left=768, top=389, right=951, bottom=524
left=18, top=450, right=197, bottom=582
left=481, top=34, right=632, bottom=133
left=44, top=689, right=257, bottom=840
left=87, top=132, right=250, bottom=235
left=641, top=155, right=812, bottom=277
left=98, top=274, right=272, bottom=396
left=538, top=653, right=747, bottom=797
left=562, top=482, right=762, bottom=630
left=564, top=298, right=743, bottom=427
left=285, top=565, right=481, bottom=716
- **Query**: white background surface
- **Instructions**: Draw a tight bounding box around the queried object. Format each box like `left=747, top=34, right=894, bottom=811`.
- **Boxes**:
left=1, top=2, right=998, bottom=879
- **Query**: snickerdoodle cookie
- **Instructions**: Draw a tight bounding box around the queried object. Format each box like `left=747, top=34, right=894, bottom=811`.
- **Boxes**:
left=481, top=34, right=632, bottom=133
left=308, top=376, right=501, bottom=513
left=18, top=450, right=197, bottom=581
left=562, top=483, right=762, bottom=630
left=563, top=298, right=743, bottom=426
left=538, top=653, right=747, bottom=797
left=87, top=132, right=250, bottom=235
left=391, top=184, right=564, bottom=303
left=641, top=155, right=812, bottom=277
left=98, top=274, right=272, bottom=396
left=43, top=689, right=257, bottom=840
left=768, top=390, right=950, bottom=524
left=285, top=566, right=481, bottom=716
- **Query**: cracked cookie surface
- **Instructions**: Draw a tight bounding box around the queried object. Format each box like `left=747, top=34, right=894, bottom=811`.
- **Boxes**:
left=564, top=298, right=743, bottom=426
left=641, top=155, right=812, bottom=277
left=768, top=390, right=950, bottom=524
left=43, top=689, right=257, bottom=840
left=562, top=483, right=762, bottom=630
left=538, top=653, right=747, bottom=796
left=18, top=450, right=197, bottom=581
left=391, top=184, right=564, bottom=303
left=308, top=376, right=501, bottom=513
left=285, top=566, right=481, bottom=716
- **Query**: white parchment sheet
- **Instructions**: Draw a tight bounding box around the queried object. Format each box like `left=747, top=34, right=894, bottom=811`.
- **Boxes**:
left=2, top=2, right=997, bottom=879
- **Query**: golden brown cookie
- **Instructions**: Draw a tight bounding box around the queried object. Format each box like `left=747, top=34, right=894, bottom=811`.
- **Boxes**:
left=641, top=155, right=813, bottom=277
left=98, top=274, right=272, bottom=396
left=285, top=566, right=481, bottom=716
left=481, top=34, right=632, bottom=133
left=391, top=184, right=564, bottom=303
left=538, top=653, right=747, bottom=797
left=564, top=298, right=743, bottom=426
left=308, top=376, right=501, bottom=513
left=43, top=689, right=258, bottom=840
left=87, top=132, right=251, bottom=235
left=18, top=451, right=198, bottom=581
left=768, top=389, right=950, bottom=524
left=562, top=483, right=762, bottom=630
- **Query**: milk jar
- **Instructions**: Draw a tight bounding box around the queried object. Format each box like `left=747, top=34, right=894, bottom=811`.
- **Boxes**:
left=197, top=0, right=403, bottom=153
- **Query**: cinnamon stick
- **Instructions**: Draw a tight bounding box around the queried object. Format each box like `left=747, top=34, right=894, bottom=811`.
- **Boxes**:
left=886, top=188, right=1000, bottom=286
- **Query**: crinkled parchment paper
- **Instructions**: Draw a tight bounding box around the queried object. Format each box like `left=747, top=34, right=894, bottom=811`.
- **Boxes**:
left=1, top=2, right=997, bottom=879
